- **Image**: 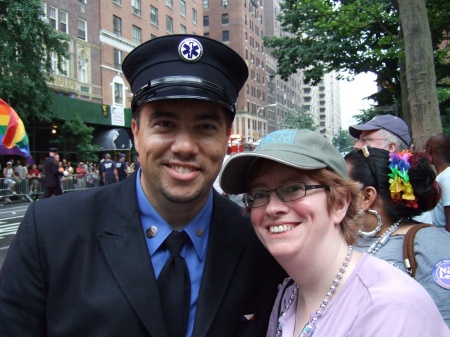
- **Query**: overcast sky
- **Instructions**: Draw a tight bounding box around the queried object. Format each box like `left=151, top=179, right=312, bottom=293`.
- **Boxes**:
left=340, top=72, right=378, bottom=129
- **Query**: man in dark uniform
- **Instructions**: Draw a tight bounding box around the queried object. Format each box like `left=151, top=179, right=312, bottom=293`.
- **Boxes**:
left=115, top=153, right=128, bottom=181
left=0, top=35, right=286, bottom=337
left=43, top=147, right=62, bottom=198
left=101, top=153, right=118, bottom=185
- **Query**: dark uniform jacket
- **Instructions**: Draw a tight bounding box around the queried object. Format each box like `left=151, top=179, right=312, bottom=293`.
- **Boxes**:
left=43, top=155, right=59, bottom=187
left=0, top=172, right=286, bottom=337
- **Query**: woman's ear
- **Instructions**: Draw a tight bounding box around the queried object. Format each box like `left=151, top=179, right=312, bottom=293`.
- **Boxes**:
left=332, top=190, right=351, bottom=225
left=362, top=186, right=378, bottom=211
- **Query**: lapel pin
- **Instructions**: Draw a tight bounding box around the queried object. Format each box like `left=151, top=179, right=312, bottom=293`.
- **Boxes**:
left=145, top=226, right=158, bottom=238
left=196, top=228, right=204, bottom=238
left=242, top=314, right=255, bottom=321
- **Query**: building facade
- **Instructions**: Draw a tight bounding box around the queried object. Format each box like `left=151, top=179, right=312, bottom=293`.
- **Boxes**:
left=40, top=0, right=341, bottom=155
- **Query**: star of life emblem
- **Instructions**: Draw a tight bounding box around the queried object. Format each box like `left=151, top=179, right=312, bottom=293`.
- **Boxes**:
left=178, top=38, right=203, bottom=62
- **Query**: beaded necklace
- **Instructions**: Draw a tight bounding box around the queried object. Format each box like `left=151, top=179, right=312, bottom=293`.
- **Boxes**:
left=366, top=218, right=406, bottom=256
left=275, top=245, right=353, bottom=337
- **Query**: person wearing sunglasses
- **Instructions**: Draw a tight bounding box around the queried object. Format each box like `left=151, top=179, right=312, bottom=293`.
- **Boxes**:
left=345, top=146, right=450, bottom=327
left=220, top=129, right=449, bottom=336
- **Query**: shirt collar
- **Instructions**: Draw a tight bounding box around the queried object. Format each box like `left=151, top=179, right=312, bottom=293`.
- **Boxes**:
left=136, top=169, right=212, bottom=261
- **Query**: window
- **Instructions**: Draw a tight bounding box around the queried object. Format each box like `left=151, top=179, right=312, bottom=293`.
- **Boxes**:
left=221, top=0, right=228, bottom=7
left=180, top=24, right=186, bottom=34
left=59, top=11, right=68, bottom=33
left=203, top=16, right=209, bottom=26
left=114, top=49, right=122, bottom=70
left=203, top=0, right=208, bottom=9
left=166, top=16, right=173, bottom=34
left=180, top=0, right=186, bottom=16
left=114, top=83, right=124, bottom=105
left=78, top=60, right=87, bottom=83
left=192, top=8, right=197, bottom=25
left=41, top=3, right=47, bottom=21
left=166, top=0, right=173, bottom=8
left=113, top=15, right=122, bottom=37
left=113, top=0, right=121, bottom=4
left=60, top=43, right=70, bottom=76
left=132, top=25, right=142, bottom=44
left=132, top=0, right=141, bottom=16
left=222, top=30, right=229, bottom=42
left=50, top=52, right=58, bottom=74
left=150, top=6, right=159, bottom=26
left=222, top=13, right=229, bottom=24
left=78, top=19, right=87, bottom=40
left=49, top=6, right=57, bottom=29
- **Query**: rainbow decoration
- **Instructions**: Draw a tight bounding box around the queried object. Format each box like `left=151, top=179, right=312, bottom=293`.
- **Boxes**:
left=0, top=99, right=33, bottom=164
left=388, top=150, right=417, bottom=208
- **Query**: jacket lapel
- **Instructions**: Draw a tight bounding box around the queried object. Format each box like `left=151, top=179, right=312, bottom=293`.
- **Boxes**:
left=97, top=175, right=167, bottom=337
left=193, top=193, right=245, bottom=337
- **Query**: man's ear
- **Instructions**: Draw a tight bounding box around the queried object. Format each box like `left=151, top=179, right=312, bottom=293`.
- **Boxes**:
left=362, top=186, right=378, bottom=210
left=388, top=143, right=398, bottom=153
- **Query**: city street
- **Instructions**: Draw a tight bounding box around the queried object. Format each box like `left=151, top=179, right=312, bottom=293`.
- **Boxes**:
left=0, top=202, right=30, bottom=268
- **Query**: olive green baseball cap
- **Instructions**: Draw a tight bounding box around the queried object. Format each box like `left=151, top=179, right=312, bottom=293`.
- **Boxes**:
left=219, top=129, right=348, bottom=195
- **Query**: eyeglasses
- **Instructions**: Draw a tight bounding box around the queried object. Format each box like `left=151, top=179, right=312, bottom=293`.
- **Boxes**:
left=243, top=182, right=329, bottom=208
left=354, top=136, right=387, bottom=145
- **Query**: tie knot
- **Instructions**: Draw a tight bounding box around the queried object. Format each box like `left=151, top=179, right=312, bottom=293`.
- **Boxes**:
left=164, top=231, right=189, bottom=257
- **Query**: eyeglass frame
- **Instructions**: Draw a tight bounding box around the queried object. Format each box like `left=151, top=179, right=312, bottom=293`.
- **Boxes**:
left=243, top=182, right=329, bottom=208
left=353, top=136, right=387, bottom=146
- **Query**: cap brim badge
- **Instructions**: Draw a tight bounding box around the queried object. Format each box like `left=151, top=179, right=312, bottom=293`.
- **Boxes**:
left=178, top=38, right=203, bottom=63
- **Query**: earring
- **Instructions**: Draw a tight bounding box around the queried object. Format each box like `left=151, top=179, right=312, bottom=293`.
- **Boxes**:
left=359, top=208, right=383, bottom=237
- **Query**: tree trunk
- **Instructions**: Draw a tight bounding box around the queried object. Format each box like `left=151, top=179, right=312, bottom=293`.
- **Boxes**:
left=398, top=0, right=441, bottom=150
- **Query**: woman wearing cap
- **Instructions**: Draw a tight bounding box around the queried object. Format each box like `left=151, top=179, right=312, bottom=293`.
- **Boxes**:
left=345, top=146, right=450, bottom=327
left=220, top=129, right=449, bottom=336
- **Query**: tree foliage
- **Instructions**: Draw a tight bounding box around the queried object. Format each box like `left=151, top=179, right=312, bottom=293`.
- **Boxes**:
left=332, top=128, right=354, bottom=153
left=55, top=116, right=101, bottom=163
left=283, top=110, right=317, bottom=131
left=0, top=0, right=68, bottom=126
left=264, top=0, right=449, bottom=115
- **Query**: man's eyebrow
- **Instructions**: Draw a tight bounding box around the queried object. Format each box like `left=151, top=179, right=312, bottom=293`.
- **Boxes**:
left=150, top=110, right=179, bottom=119
left=194, top=112, right=224, bottom=122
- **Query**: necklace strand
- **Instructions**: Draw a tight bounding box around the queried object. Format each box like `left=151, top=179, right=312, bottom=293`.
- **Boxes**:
left=275, top=245, right=353, bottom=337
left=366, top=218, right=406, bottom=256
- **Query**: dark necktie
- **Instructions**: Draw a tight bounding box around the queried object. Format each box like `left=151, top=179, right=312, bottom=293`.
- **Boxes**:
left=157, top=231, right=191, bottom=337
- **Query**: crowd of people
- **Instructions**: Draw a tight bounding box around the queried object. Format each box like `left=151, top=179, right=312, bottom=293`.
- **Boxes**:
left=0, top=34, right=449, bottom=336
left=1, top=151, right=138, bottom=198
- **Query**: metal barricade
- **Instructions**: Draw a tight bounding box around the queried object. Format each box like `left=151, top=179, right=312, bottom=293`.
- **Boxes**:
left=0, top=177, right=34, bottom=203
left=0, top=174, right=98, bottom=204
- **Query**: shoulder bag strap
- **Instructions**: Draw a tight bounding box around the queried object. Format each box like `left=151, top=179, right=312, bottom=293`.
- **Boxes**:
left=403, top=224, right=432, bottom=277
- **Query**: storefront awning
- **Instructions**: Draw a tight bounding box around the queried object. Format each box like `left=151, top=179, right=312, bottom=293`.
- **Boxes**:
left=93, top=128, right=133, bottom=151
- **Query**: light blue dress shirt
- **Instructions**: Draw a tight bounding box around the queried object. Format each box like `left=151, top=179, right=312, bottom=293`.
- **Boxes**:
left=136, top=170, right=212, bottom=337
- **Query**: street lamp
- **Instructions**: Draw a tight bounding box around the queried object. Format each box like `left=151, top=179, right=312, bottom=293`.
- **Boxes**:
left=256, top=103, right=277, bottom=117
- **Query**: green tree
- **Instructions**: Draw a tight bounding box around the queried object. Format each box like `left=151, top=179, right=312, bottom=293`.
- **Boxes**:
left=264, top=0, right=449, bottom=146
left=0, top=0, right=68, bottom=126
left=332, top=128, right=354, bottom=154
left=54, top=116, right=101, bottom=163
left=283, top=110, right=317, bottom=131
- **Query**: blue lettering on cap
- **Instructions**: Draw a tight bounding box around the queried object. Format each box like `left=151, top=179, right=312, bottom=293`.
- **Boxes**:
left=257, top=129, right=297, bottom=150
left=178, top=38, right=203, bottom=62
left=432, top=259, right=450, bottom=290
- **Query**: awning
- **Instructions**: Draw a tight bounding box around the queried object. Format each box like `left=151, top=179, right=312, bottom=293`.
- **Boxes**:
left=93, top=128, right=133, bottom=151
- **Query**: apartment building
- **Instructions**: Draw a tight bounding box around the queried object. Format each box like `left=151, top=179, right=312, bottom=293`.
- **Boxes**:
left=40, top=0, right=341, bottom=149
left=204, top=0, right=269, bottom=142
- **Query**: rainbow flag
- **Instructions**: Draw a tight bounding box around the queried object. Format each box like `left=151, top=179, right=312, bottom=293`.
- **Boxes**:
left=0, top=99, right=32, bottom=163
